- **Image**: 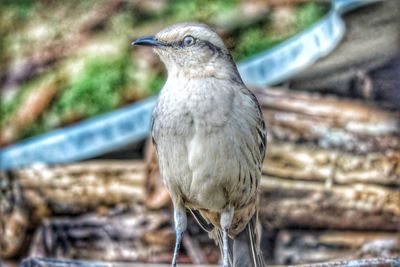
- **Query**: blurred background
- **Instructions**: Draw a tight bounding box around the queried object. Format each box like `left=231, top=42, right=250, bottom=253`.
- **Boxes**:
left=0, top=0, right=399, bottom=266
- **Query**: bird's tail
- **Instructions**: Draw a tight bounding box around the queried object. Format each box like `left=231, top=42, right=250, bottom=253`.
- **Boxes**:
left=232, top=211, right=265, bottom=267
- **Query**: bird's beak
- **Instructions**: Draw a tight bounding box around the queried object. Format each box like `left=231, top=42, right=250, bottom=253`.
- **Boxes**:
left=131, top=36, right=161, bottom=47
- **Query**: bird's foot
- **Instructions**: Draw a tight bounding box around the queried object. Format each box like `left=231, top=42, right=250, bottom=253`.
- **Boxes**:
left=171, top=231, right=183, bottom=267
left=221, top=207, right=234, bottom=267
left=222, top=229, right=230, bottom=267
left=171, top=207, right=187, bottom=267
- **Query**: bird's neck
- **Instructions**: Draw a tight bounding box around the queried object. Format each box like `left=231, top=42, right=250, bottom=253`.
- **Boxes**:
left=168, top=57, right=243, bottom=82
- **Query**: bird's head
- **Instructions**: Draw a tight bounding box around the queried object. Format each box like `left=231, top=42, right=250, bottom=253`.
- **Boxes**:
left=132, top=23, right=236, bottom=78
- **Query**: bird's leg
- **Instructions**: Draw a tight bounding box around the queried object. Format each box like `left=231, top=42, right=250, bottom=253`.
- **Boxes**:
left=172, top=206, right=187, bottom=267
left=220, top=206, right=234, bottom=267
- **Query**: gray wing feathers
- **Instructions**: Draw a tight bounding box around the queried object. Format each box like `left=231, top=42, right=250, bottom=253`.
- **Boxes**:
left=239, top=88, right=267, bottom=168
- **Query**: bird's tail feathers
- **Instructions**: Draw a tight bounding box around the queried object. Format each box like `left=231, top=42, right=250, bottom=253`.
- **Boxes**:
left=232, top=211, right=265, bottom=267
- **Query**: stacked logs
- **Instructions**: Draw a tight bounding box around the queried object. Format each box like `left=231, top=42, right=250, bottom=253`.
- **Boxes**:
left=0, top=161, right=219, bottom=265
left=1, top=88, right=399, bottom=265
left=0, top=162, right=147, bottom=260
left=258, top=89, right=400, bottom=264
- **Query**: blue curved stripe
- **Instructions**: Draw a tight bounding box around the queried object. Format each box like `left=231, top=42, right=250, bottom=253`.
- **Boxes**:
left=0, top=97, right=157, bottom=169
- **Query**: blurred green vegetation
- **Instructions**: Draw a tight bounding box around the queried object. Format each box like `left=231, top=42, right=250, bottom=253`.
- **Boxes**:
left=235, top=2, right=328, bottom=60
left=0, top=0, right=328, bottom=145
left=165, top=0, right=237, bottom=22
left=54, top=57, right=129, bottom=120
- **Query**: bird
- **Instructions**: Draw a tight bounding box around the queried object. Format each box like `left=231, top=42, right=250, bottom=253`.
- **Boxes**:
left=132, top=22, right=267, bottom=267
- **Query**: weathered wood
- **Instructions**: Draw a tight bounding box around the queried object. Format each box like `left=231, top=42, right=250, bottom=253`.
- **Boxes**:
left=15, top=160, right=145, bottom=216
left=0, top=205, right=28, bottom=259
left=255, top=88, right=400, bottom=152
left=294, top=257, right=400, bottom=267
left=27, top=206, right=176, bottom=262
left=0, top=260, right=18, bottom=267
left=0, top=172, right=29, bottom=259
left=17, top=257, right=400, bottom=267
left=0, top=161, right=145, bottom=258
left=275, top=230, right=400, bottom=265
left=264, top=142, right=400, bottom=186
left=25, top=205, right=222, bottom=264
left=259, top=175, right=400, bottom=230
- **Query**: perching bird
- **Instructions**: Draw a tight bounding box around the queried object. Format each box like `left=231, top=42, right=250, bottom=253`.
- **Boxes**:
left=132, top=23, right=266, bottom=267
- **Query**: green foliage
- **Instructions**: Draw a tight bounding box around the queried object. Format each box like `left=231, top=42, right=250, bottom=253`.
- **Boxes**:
left=233, top=2, right=329, bottom=61
left=165, top=0, right=237, bottom=22
left=16, top=54, right=165, bottom=139
left=296, top=2, right=329, bottom=30
left=53, top=56, right=128, bottom=120
left=233, top=27, right=282, bottom=61
left=17, top=56, right=131, bottom=139
left=0, top=88, right=25, bottom=127
left=0, top=0, right=34, bottom=22
left=19, top=117, right=51, bottom=139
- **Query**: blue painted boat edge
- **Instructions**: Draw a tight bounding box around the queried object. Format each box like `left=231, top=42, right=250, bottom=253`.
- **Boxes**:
left=237, top=7, right=345, bottom=86
left=0, top=97, right=157, bottom=170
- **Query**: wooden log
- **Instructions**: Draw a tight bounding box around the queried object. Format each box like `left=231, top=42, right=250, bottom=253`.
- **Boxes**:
left=0, top=172, right=30, bottom=259
left=259, top=175, right=400, bottom=230
left=294, top=257, right=400, bottom=267
left=17, top=257, right=400, bottom=267
left=0, top=206, right=28, bottom=259
left=264, top=143, right=400, bottom=186
left=255, top=88, right=400, bottom=152
left=0, top=260, right=18, bottom=267
left=14, top=160, right=145, bottom=216
left=0, top=159, right=218, bottom=263
left=27, top=208, right=220, bottom=264
left=0, top=161, right=145, bottom=258
left=28, top=207, right=177, bottom=263
left=274, top=230, right=400, bottom=265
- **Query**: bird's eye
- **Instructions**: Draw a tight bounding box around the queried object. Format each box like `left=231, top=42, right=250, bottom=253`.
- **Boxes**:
left=182, top=35, right=195, bottom=47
